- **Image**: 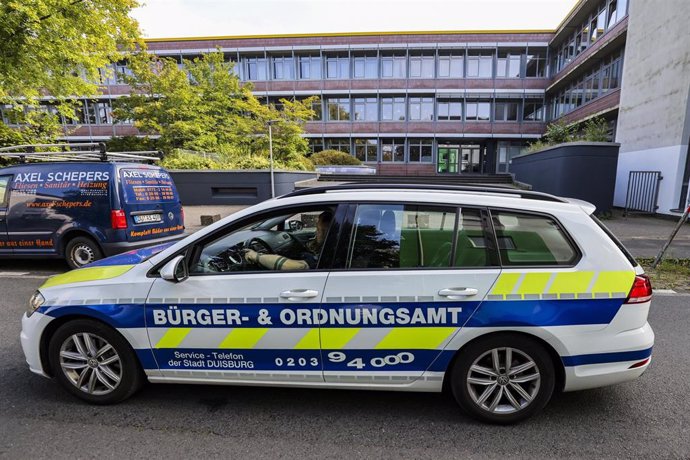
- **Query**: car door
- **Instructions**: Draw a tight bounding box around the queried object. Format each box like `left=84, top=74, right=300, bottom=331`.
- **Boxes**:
left=320, top=202, right=501, bottom=385
left=144, top=204, right=344, bottom=384
left=0, top=175, right=11, bottom=255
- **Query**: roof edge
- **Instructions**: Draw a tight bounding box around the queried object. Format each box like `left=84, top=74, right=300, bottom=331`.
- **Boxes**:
left=144, top=29, right=556, bottom=43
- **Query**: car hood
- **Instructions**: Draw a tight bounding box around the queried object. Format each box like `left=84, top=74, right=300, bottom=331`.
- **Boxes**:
left=86, top=242, right=176, bottom=267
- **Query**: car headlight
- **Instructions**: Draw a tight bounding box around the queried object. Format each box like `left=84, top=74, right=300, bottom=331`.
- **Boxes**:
left=27, top=291, right=45, bottom=317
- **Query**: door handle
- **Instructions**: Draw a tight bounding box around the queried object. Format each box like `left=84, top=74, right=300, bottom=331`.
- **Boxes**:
left=438, top=287, right=479, bottom=298
left=280, top=289, right=319, bottom=301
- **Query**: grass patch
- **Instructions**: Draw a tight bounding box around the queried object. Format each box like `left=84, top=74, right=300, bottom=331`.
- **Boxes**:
left=638, top=258, right=690, bottom=292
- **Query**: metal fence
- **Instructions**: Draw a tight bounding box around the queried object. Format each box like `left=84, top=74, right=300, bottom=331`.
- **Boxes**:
left=624, top=171, right=663, bottom=215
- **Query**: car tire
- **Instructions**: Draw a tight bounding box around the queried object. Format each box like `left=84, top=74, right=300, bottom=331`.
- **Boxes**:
left=450, top=333, right=555, bottom=424
left=65, top=236, right=103, bottom=269
left=48, top=319, right=144, bottom=404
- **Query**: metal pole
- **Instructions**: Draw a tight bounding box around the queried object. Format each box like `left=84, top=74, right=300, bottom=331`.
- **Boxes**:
left=268, top=123, right=275, bottom=198
left=652, top=203, right=690, bottom=268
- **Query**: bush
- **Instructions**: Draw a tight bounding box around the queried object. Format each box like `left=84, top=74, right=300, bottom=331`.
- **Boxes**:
left=582, top=117, right=610, bottom=142
left=310, top=150, right=361, bottom=166
left=544, top=120, right=574, bottom=144
left=106, top=136, right=157, bottom=152
left=160, top=150, right=222, bottom=170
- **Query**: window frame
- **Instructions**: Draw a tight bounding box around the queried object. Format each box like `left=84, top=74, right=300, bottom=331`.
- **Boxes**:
left=0, top=175, right=11, bottom=207
left=487, top=208, right=582, bottom=268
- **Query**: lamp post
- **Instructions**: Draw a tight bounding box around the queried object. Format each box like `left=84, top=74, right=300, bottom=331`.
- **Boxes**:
left=267, top=119, right=280, bottom=198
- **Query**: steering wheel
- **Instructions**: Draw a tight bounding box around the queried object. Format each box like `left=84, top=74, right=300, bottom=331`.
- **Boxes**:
left=244, top=237, right=273, bottom=265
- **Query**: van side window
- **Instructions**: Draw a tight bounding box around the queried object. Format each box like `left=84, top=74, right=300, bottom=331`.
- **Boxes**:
left=491, top=210, right=578, bottom=266
left=348, top=204, right=456, bottom=269
left=0, top=176, right=9, bottom=206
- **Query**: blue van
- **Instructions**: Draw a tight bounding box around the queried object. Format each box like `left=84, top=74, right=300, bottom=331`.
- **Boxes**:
left=0, top=159, right=184, bottom=268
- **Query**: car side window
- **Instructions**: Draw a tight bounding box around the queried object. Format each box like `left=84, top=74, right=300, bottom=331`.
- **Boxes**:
left=190, top=206, right=335, bottom=274
left=0, top=176, right=9, bottom=207
left=491, top=210, right=578, bottom=266
left=347, top=204, right=456, bottom=269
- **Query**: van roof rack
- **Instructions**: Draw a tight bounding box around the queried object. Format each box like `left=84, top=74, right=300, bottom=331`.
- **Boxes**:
left=0, top=143, right=162, bottom=164
left=280, top=183, right=567, bottom=203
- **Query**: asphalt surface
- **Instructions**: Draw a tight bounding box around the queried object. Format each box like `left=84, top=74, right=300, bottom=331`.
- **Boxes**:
left=1, top=268, right=689, bottom=459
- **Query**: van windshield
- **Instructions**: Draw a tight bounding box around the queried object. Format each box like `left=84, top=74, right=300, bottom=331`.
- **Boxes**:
left=119, top=168, right=177, bottom=204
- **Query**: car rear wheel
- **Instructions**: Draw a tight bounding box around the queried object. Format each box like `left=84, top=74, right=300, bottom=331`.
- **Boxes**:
left=450, top=334, right=555, bottom=424
left=65, top=236, right=103, bottom=269
left=48, top=319, right=143, bottom=404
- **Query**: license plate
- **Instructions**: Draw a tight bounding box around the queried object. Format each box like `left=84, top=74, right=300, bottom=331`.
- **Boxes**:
left=133, top=214, right=162, bottom=224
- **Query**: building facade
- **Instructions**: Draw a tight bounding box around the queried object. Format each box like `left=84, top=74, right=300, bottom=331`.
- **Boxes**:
left=4, top=0, right=687, bottom=212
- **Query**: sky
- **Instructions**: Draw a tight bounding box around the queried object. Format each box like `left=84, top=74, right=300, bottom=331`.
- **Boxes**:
left=131, top=0, right=579, bottom=39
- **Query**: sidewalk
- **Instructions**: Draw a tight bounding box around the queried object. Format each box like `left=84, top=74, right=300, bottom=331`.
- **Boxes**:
left=182, top=205, right=690, bottom=259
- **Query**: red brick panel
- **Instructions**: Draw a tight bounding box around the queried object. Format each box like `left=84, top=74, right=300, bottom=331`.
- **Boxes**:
left=464, top=122, right=493, bottom=133
left=494, top=80, right=523, bottom=90
left=324, top=123, right=352, bottom=134
left=294, top=81, right=323, bottom=91
left=523, top=78, right=550, bottom=90
left=436, top=79, right=465, bottom=90
left=379, top=122, right=407, bottom=133
left=350, top=122, right=379, bottom=133
left=465, top=79, right=495, bottom=89
left=520, top=123, right=546, bottom=134
left=406, top=122, right=435, bottom=133
left=268, top=81, right=296, bottom=92
left=351, top=80, right=380, bottom=90
left=378, top=79, right=408, bottom=90
left=407, top=80, right=437, bottom=89
left=492, top=123, right=522, bottom=134
left=323, top=80, right=351, bottom=91
left=436, top=122, right=464, bottom=133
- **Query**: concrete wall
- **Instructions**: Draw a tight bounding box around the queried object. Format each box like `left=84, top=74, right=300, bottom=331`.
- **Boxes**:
left=614, top=0, right=690, bottom=214
left=169, top=171, right=317, bottom=205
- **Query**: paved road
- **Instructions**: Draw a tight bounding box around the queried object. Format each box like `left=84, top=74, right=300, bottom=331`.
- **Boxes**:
left=1, top=270, right=689, bottom=459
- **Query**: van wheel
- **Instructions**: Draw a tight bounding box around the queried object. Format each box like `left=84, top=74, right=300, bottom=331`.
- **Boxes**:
left=48, top=319, right=144, bottom=404
left=450, top=334, right=555, bottom=424
left=65, top=236, right=102, bottom=269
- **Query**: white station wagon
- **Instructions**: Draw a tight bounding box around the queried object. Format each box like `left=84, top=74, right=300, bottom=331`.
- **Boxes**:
left=21, top=184, right=654, bottom=423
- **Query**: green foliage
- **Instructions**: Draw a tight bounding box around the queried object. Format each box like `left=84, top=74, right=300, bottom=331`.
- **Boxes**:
left=105, top=136, right=157, bottom=152
left=310, top=150, right=361, bottom=166
left=160, top=149, right=315, bottom=171
left=0, top=0, right=142, bottom=117
left=582, top=117, right=610, bottom=142
left=159, top=150, right=222, bottom=170
left=544, top=120, right=574, bottom=144
left=114, top=51, right=317, bottom=170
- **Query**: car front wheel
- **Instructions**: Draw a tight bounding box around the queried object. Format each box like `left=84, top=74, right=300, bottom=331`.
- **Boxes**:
left=450, top=334, right=555, bottom=424
left=48, top=319, right=143, bottom=404
left=65, top=236, right=103, bottom=269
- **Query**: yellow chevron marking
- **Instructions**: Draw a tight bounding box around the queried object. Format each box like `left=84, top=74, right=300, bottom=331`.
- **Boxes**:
left=490, top=273, right=522, bottom=296
left=321, top=328, right=361, bottom=349
left=375, top=327, right=457, bottom=350
left=219, top=328, right=268, bottom=349
left=294, top=328, right=321, bottom=349
left=592, top=271, right=636, bottom=296
left=517, top=272, right=553, bottom=295
left=155, top=328, right=192, bottom=348
left=548, top=271, right=595, bottom=296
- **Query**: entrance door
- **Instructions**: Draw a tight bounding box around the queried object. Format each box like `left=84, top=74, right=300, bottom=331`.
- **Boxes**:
left=437, top=146, right=459, bottom=173
left=461, top=144, right=483, bottom=173
left=0, top=175, right=10, bottom=255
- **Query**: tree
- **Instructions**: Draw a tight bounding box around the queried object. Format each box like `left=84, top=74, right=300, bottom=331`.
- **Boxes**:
left=114, top=51, right=318, bottom=169
left=0, top=0, right=142, bottom=109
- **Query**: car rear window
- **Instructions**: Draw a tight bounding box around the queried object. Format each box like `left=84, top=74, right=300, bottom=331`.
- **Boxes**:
left=0, top=175, right=9, bottom=206
left=119, top=168, right=177, bottom=204
left=491, top=210, right=579, bottom=266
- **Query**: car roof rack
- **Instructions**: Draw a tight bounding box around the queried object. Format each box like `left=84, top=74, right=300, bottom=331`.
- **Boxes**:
left=280, top=183, right=568, bottom=203
left=0, top=143, right=162, bottom=164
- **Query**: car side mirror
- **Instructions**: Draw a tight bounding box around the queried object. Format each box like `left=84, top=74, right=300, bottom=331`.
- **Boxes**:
left=160, top=255, right=188, bottom=283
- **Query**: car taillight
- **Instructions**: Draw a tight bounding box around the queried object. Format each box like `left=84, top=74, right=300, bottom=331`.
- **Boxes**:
left=180, top=206, right=185, bottom=225
left=625, top=274, right=653, bottom=304
left=111, top=209, right=127, bottom=229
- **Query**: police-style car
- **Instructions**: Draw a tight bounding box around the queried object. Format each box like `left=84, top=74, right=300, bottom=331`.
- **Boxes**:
left=21, top=184, right=654, bottom=424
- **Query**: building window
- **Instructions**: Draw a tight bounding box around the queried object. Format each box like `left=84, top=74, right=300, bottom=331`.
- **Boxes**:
left=308, top=139, right=325, bottom=154
left=409, top=97, right=434, bottom=121
left=467, top=52, right=493, bottom=78
left=525, top=51, right=547, bottom=78
left=298, top=97, right=322, bottom=121
left=408, top=139, right=433, bottom=163
left=438, top=52, right=464, bottom=78
left=381, top=53, right=407, bottom=78
left=298, top=56, right=322, bottom=80
left=409, top=54, right=435, bottom=78
left=497, top=51, right=522, bottom=78
left=466, top=101, right=491, bottom=121
left=326, top=98, right=350, bottom=121
left=381, top=97, right=406, bottom=121
left=381, top=138, right=405, bottom=162
left=494, top=101, right=519, bottom=121
left=272, top=56, right=294, bottom=80
left=326, top=138, right=351, bottom=153
left=522, top=102, right=544, bottom=121
left=437, top=99, right=462, bottom=121
left=497, top=141, right=527, bottom=173
left=353, top=97, right=378, bottom=121
left=325, top=55, right=349, bottom=79
left=353, top=54, right=378, bottom=79
left=354, top=139, right=378, bottom=162
left=244, top=56, right=268, bottom=81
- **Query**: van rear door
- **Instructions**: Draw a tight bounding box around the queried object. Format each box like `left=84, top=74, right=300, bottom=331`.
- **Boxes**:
left=117, top=166, right=184, bottom=242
